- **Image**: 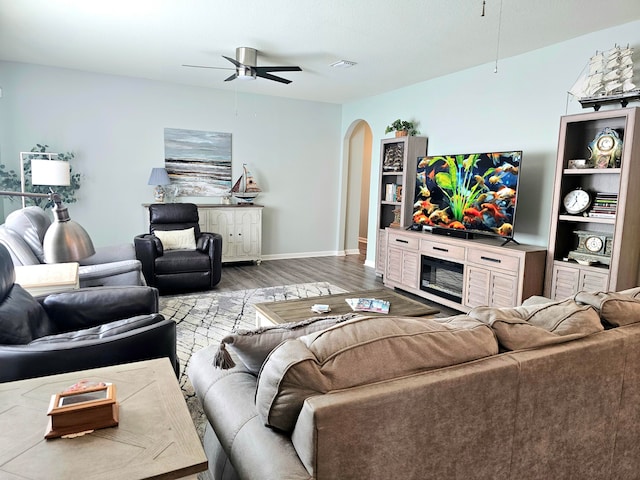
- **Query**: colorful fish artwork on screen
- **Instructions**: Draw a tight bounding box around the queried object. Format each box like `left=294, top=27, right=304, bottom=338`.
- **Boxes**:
left=413, top=151, right=521, bottom=238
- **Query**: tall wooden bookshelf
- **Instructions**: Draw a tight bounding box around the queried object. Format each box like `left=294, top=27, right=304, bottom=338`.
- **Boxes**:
left=375, top=135, right=427, bottom=275
left=544, top=107, right=640, bottom=299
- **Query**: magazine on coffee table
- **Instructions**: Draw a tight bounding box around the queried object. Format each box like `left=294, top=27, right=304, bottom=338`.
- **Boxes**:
left=345, top=297, right=390, bottom=314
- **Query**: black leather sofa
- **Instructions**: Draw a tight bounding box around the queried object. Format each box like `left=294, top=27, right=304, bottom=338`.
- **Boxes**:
left=0, top=243, right=178, bottom=383
left=134, top=203, right=222, bottom=294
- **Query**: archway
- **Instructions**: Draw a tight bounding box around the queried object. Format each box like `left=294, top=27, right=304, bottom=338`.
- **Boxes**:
left=338, top=119, right=373, bottom=264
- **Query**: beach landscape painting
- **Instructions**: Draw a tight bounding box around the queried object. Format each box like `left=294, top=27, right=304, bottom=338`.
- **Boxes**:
left=164, top=128, right=232, bottom=197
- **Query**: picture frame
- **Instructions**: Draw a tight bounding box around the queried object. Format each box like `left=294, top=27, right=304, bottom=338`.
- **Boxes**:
left=45, top=383, right=118, bottom=439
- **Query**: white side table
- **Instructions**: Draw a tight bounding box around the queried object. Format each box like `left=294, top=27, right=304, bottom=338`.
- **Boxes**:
left=14, top=263, right=80, bottom=296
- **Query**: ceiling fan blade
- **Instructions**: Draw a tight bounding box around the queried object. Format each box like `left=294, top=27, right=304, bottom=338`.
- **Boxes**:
left=222, top=55, right=243, bottom=68
left=254, top=66, right=302, bottom=73
left=184, top=49, right=299, bottom=85
left=255, top=71, right=293, bottom=84
left=182, top=64, right=233, bottom=70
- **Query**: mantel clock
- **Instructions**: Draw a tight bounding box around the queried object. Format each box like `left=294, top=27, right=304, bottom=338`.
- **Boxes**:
left=588, top=127, right=623, bottom=168
left=567, top=230, right=613, bottom=266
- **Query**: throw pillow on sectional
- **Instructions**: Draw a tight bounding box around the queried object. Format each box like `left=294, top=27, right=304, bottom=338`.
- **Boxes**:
left=574, top=290, right=640, bottom=327
left=255, top=315, right=498, bottom=432
left=617, top=286, right=640, bottom=298
left=0, top=284, right=55, bottom=344
left=212, top=312, right=360, bottom=375
left=469, top=298, right=603, bottom=351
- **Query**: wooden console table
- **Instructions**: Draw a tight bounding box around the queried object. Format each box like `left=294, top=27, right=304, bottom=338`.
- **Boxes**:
left=196, top=204, right=263, bottom=264
left=142, top=204, right=263, bottom=263
left=0, top=358, right=206, bottom=480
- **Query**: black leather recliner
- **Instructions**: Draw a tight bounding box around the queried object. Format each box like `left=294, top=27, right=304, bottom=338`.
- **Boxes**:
left=134, top=203, right=222, bottom=294
left=0, top=243, right=178, bottom=383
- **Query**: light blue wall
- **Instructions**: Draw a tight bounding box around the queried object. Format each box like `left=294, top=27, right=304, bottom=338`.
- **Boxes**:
left=342, top=20, right=640, bottom=264
left=2, top=19, right=639, bottom=262
left=0, top=63, right=342, bottom=256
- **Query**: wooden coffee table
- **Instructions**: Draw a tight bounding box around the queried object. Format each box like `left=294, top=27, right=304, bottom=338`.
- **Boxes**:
left=0, top=358, right=206, bottom=480
left=255, top=287, right=439, bottom=326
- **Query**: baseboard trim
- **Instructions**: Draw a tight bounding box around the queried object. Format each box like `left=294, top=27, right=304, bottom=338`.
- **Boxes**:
left=262, top=249, right=376, bottom=262
left=263, top=251, right=340, bottom=261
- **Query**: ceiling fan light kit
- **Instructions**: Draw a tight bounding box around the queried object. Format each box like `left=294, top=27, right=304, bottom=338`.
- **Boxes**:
left=232, top=66, right=256, bottom=81
left=330, top=60, right=357, bottom=68
left=184, top=46, right=301, bottom=85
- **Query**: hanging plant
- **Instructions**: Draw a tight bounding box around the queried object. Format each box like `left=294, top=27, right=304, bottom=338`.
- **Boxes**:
left=0, top=144, right=82, bottom=209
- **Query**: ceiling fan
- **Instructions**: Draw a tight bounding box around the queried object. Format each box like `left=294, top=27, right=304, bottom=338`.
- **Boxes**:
left=183, top=47, right=302, bottom=84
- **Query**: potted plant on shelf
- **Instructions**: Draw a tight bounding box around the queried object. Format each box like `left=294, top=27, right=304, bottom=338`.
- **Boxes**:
left=385, top=119, right=419, bottom=137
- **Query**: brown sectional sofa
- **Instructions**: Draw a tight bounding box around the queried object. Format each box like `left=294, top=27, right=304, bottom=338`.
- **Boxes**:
left=188, top=292, right=640, bottom=480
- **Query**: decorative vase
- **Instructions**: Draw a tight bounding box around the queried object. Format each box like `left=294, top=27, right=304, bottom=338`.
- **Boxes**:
left=395, top=130, right=408, bottom=137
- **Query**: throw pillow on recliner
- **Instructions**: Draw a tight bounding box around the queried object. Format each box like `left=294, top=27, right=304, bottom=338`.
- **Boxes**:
left=154, top=228, right=196, bottom=250
left=255, top=315, right=498, bottom=432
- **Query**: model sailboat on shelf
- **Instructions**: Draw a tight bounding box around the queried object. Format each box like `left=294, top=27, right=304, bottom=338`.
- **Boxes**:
left=231, top=164, right=261, bottom=203
left=569, top=45, right=640, bottom=110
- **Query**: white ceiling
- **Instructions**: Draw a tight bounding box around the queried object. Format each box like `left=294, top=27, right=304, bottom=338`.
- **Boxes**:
left=1, top=0, right=640, bottom=104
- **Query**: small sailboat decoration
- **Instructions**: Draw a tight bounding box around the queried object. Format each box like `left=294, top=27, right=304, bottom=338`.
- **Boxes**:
left=231, top=164, right=262, bottom=203
left=569, top=44, right=640, bottom=110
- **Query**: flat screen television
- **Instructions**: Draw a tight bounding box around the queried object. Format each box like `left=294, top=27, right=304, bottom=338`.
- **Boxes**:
left=412, top=151, right=522, bottom=241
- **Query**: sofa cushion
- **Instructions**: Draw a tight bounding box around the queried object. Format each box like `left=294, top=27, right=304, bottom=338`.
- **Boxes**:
left=0, top=284, right=55, bottom=344
left=214, top=313, right=360, bottom=375
left=5, top=207, right=51, bottom=263
left=154, top=227, right=196, bottom=250
left=29, top=314, right=163, bottom=344
left=0, top=227, right=41, bottom=266
left=574, top=290, right=640, bottom=327
left=255, top=315, right=498, bottom=432
left=154, top=249, right=211, bottom=274
left=617, top=287, right=640, bottom=299
left=469, top=298, right=603, bottom=351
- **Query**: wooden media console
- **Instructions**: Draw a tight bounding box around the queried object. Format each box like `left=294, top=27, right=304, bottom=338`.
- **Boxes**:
left=383, top=227, right=546, bottom=313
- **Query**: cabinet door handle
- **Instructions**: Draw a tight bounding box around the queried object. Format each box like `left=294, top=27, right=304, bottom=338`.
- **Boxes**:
left=396, top=239, right=409, bottom=244
left=480, top=256, right=501, bottom=263
left=433, top=247, right=449, bottom=252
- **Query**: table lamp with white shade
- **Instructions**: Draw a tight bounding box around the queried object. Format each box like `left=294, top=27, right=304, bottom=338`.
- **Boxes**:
left=2, top=152, right=94, bottom=263
left=0, top=189, right=95, bottom=263
left=20, top=152, right=71, bottom=208
left=148, top=167, right=171, bottom=203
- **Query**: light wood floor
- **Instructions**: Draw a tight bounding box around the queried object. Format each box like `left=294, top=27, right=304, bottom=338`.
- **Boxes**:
left=215, top=254, right=458, bottom=316
left=216, top=254, right=380, bottom=292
